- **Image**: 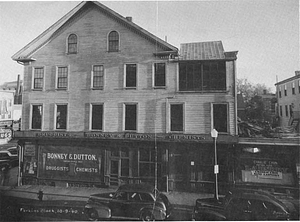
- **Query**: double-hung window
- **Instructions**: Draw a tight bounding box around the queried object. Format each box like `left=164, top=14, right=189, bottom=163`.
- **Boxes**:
left=170, top=104, right=184, bottom=132
left=31, top=104, right=42, bottom=130
left=125, top=64, right=137, bottom=88
left=154, top=63, right=166, bottom=87
left=284, top=85, right=287, bottom=96
left=92, top=65, right=104, bottom=89
left=278, top=86, right=282, bottom=98
left=91, top=104, right=103, bottom=130
left=57, top=66, right=68, bottom=89
left=67, top=34, right=77, bottom=54
left=108, top=31, right=119, bottom=52
left=212, top=103, right=228, bottom=133
left=124, top=103, right=137, bottom=131
left=33, top=67, right=44, bottom=90
left=56, top=104, right=67, bottom=130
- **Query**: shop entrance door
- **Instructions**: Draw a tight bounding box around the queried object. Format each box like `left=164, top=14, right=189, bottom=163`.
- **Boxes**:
left=109, top=148, right=129, bottom=186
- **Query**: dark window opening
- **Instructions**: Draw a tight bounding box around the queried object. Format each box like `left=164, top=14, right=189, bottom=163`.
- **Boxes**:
left=171, top=104, right=183, bottom=131
left=32, top=105, right=42, bottom=129
left=125, top=104, right=137, bottom=131
left=126, top=64, right=137, bottom=88
left=92, top=104, right=103, bottom=130
left=68, top=34, right=77, bottom=54
left=213, top=103, right=228, bottom=133
left=154, top=63, right=166, bottom=87
left=56, top=105, right=67, bottom=130
left=179, top=61, right=226, bottom=91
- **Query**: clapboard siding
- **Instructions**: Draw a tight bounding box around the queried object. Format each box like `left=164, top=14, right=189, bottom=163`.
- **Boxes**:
left=21, top=5, right=237, bottom=135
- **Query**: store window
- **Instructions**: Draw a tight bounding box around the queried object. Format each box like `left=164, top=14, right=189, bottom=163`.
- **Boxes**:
left=31, top=104, right=42, bottom=130
left=213, top=103, right=228, bottom=133
left=124, top=104, right=137, bottom=131
left=125, top=64, right=137, bottom=88
left=170, top=104, right=184, bottom=132
left=91, top=104, right=103, bottom=130
left=139, top=147, right=161, bottom=178
left=56, top=104, right=67, bottom=130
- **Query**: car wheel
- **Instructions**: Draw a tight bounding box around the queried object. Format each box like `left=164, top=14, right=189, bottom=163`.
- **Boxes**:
left=140, top=210, right=154, bottom=221
left=86, top=208, right=98, bottom=221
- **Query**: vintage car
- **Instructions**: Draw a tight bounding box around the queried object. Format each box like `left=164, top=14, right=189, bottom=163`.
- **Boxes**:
left=0, top=147, right=18, bottom=168
left=84, top=184, right=172, bottom=221
left=192, top=188, right=299, bottom=221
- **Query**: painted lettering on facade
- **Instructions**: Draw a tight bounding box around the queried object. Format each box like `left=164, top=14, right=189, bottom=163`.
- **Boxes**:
left=39, top=146, right=102, bottom=183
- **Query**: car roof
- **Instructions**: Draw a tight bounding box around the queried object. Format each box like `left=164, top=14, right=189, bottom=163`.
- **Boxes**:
left=117, top=184, right=155, bottom=193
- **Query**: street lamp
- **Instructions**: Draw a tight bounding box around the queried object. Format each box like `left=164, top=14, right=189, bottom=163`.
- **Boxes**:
left=211, top=129, right=219, bottom=200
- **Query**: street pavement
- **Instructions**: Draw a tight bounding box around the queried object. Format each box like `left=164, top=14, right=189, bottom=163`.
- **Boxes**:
left=0, top=167, right=214, bottom=221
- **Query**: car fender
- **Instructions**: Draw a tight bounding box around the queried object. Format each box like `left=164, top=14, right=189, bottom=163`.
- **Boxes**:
left=84, top=203, right=111, bottom=219
left=139, top=206, right=165, bottom=220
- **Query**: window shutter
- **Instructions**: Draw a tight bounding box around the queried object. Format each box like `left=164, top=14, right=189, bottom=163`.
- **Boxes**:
left=24, top=103, right=30, bottom=130
left=48, top=103, right=55, bottom=130
left=50, top=66, right=56, bottom=90
left=84, top=103, right=90, bottom=130
left=26, top=66, right=33, bottom=91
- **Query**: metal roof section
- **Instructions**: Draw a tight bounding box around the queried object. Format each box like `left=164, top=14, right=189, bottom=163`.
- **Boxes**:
left=179, top=41, right=237, bottom=61
left=12, top=1, right=178, bottom=62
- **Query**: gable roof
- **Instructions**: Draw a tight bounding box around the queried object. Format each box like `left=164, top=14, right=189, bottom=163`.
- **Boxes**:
left=179, top=41, right=237, bottom=61
left=12, top=1, right=178, bottom=62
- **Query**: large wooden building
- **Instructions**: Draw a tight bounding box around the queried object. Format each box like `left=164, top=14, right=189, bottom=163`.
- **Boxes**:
left=12, top=1, right=241, bottom=192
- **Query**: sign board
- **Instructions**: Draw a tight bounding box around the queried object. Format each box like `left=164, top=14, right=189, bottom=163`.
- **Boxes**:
left=38, top=146, right=102, bottom=183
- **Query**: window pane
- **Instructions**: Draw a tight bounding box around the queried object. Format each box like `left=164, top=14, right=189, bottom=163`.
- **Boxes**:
left=154, top=63, right=165, bottom=87
left=213, top=104, right=227, bottom=132
left=92, top=104, right=103, bottom=130
left=171, top=104, right=183, bottom=131
left=121, top=159, right=129, bottom=176
left=57, top=67, right=68, bottom=88
left=34, top=68, right=44, bottom=89
left=32, top=105, right=42, bottom=129
left=108, top=31, right=119, bottom=52
left=56, top=105, right=67, bottom=129
left=126, top=64, right=136, bottom=87
left=93, top=65, right=104, bottom=88
left=125, top=104, right=136, bottom=130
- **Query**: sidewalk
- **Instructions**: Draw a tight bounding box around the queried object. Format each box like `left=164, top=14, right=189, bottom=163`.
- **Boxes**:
left=0, top=184, right=213, bottom=210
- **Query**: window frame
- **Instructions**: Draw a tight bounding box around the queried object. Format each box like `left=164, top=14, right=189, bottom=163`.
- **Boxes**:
left=67, top=33, right=78, bottom=54
left=153, top=62, right=166, bottom=88
left=90, top=103, right=104, bottom=131
left=32, top=67, right=44, bottom=90
left=30, top=104, right=43, bottom=130
left=285, top=105, right=288, bottom=117
left=211, top=103, right=229, bottom=133
left=284, top=84, right=287, bottom=96
left=91, top=65, right=104, bottom=89
left=108, top=31, right=120, bottom=52
left=169, top=103, right=185, bottom=132
left=55, top=104, right=68, bottom=130
left=138, top=147, right=161, bottom=178
left=124, top=64, right=137, bottom=89
left=292, top=81, right=295, bottom=94
left=56, top=66, right=69, bottom=90
left=123, top=103, right=138, bottom=131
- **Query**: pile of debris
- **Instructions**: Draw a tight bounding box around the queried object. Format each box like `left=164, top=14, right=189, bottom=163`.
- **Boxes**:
left=238, top=119, right=299, bottom=138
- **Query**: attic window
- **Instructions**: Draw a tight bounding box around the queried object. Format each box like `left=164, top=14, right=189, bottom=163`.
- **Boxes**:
left=67, top=34, right=77, bottom=54
left=108, top=31, right=119, bottom=52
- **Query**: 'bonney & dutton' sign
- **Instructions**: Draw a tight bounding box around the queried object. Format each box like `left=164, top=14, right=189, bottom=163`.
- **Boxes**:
left=14, top=131, right=238, bottom=143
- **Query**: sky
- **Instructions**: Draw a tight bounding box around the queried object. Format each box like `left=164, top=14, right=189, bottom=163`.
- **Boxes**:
left=0, top=0, right=299, bottom=91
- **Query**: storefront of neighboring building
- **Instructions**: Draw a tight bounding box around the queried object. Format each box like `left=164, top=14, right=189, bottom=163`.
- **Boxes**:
left=0, top=91, right=14, bottom=145
left=236, top=138, right=299, bottom=196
